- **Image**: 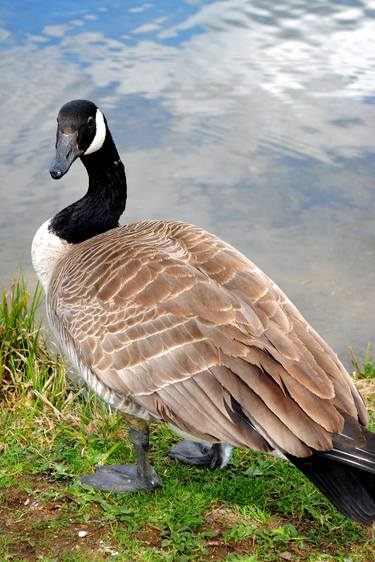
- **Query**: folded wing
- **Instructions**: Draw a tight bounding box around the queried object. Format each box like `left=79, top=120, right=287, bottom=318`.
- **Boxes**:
left=49, top=220, right=367, bottom=457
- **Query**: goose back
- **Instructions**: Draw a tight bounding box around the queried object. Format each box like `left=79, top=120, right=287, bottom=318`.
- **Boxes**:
left=47, top=219, right=368, bottom=456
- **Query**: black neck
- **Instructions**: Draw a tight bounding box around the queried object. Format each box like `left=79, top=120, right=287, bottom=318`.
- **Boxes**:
left=49, top=131, right=127, bottom=244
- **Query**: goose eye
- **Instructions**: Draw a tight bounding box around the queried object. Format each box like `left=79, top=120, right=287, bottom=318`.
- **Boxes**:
left=87, top=116, right=95, bottom=127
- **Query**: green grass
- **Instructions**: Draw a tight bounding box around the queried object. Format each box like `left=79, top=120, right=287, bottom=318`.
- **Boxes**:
left=350, top=344, right=375, bottom=380
left=0, top=275, right=374, bottom=561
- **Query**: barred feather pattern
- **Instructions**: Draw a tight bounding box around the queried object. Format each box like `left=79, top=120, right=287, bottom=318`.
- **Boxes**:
left=47, top=220, right=368, bottom=457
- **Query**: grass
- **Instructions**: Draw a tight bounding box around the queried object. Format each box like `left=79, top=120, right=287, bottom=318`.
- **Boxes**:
left=0, top=275, right=374, bottom=562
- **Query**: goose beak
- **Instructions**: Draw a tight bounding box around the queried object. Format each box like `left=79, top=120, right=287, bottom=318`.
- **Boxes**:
left=50, top=130, right=83, bottom=179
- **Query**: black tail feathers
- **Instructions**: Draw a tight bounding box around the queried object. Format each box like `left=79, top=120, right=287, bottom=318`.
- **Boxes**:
left=287, top=426, right=375, bottom=525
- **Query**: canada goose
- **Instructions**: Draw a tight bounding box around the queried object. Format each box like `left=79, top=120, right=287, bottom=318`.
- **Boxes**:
left=32, top=99, right=375, bottom=525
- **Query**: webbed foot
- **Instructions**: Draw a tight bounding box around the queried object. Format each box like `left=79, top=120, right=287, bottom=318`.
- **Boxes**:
left=169, top=440, right=233, bottom=469
left=80, top=463, right=162, bottom=492
left=81, top=427, right=162, bottom=492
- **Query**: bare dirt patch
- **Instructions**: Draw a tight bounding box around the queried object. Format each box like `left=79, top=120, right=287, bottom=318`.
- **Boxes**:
left=0, top=476, right=114, bottom=561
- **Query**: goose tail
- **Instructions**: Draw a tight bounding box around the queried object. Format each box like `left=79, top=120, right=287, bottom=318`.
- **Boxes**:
left=287, top=424, right=375, bottom=525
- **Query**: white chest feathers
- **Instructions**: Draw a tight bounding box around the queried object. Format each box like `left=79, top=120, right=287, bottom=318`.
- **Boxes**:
left=31, top=219, right=71, bottom=292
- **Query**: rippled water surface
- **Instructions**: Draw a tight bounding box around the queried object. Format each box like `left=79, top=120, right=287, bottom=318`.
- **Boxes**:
left=0, top=0, right=374, bottom=364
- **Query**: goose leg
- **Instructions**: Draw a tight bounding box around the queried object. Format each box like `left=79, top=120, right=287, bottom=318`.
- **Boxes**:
left=169, top=440, right=233, bottom=469
left=80, top=426, right=162, bottom=492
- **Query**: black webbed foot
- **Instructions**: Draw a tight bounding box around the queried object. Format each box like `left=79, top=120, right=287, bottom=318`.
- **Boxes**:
left=169, top=440, right=233, bottom=469
left=80, top=427, right=162, bottom=492
left=80, top=463, right=162, bottom=492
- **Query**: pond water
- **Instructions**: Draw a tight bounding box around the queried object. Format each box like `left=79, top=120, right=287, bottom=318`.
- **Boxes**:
left=0, top=0, right=374, bottom=366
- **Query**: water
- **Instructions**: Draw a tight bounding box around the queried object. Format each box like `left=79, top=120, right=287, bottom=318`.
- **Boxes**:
left=0, top=0, right=374, bottom=365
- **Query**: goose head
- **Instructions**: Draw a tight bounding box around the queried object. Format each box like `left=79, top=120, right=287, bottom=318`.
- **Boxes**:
left=47, top=99, right=126, bottom=244
left=50, top=99, right=107, bottom=179
left=32, top=99, right=127, bottom=289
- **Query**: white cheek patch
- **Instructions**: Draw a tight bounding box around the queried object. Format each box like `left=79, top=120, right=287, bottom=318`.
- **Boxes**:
left=84, top=108, right=106, bottom=155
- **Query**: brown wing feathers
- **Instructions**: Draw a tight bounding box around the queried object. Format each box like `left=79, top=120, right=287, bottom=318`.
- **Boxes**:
left=50, top=220, right=366, bottom=457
